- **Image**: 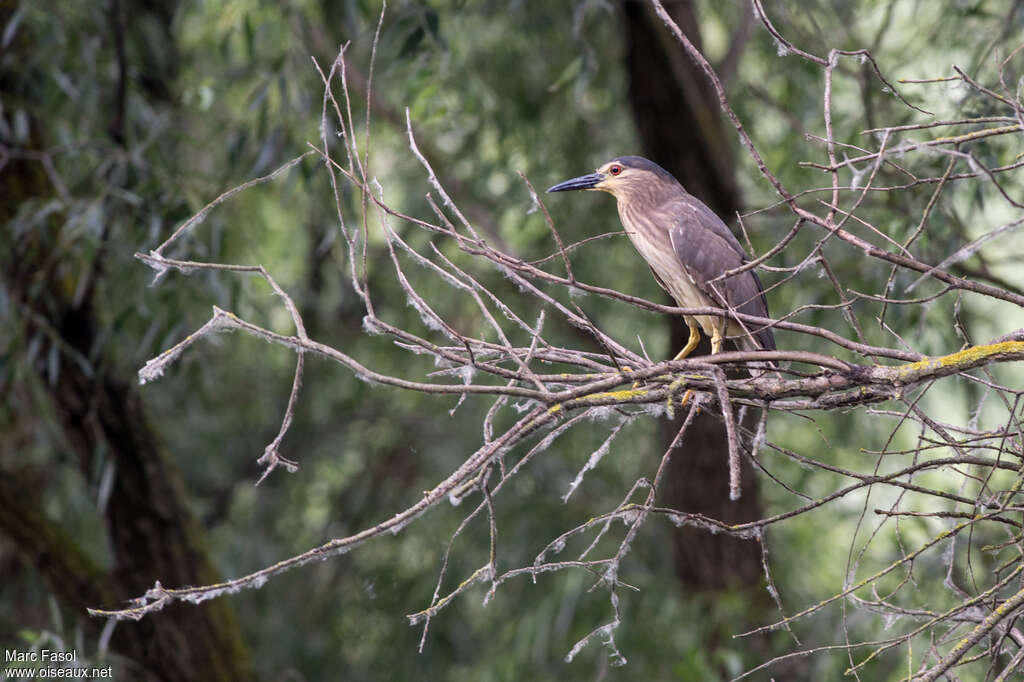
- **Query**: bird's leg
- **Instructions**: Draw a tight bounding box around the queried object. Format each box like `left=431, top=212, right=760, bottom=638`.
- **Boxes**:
left=710, top=323, right=724, bottom=355
left=622, top=365, right=642, bottom=389
left=668, top=318, right=703, bottom=411
left=666, top=379, right=695, bottom=418
left=673, top=318, right=702, bottom=361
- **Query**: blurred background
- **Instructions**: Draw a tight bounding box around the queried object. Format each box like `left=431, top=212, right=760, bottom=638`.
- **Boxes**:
left=3, top=0, right=1024, bottom=680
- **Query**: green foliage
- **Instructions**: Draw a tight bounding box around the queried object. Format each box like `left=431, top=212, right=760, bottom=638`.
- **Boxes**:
left=4, top=0, right=1024, bottom=680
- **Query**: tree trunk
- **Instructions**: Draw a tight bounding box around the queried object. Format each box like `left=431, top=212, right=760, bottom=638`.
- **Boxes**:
left=0, top=0, right=251, bottom=678
left=619, top=0, right=764, bottom=591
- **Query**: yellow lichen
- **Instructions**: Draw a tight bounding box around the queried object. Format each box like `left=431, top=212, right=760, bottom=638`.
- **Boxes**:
left=587, top=388, right=648, bottom=401
left=896, top=341, right=1024, bottom=379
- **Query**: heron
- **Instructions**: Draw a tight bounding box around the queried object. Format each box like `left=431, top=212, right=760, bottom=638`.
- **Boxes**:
left=547, top=155, right=774, bottom=361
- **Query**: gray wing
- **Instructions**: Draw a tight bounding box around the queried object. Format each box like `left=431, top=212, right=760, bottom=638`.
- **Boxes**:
left=667, top=199, right=775, bottom=351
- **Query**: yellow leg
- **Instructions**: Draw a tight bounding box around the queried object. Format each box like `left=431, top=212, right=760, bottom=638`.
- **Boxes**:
left=666, top=377, right=697, bottom=419
left=711, top=324, right=724, bottom=355
left=667, top=319, right=708, bottom=417
left=678, top=388, right=693, bottom=408
left=673, top=318, right=702, bottom=361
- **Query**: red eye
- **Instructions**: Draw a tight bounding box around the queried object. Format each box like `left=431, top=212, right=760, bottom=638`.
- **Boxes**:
left=609, top=165, right=623, bottom=176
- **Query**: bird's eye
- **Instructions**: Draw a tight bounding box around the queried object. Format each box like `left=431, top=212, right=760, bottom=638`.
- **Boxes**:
left=609, top=165, right=623, bottom=176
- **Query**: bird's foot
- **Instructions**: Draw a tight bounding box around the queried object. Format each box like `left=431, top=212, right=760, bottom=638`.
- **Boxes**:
left=621, top=365, right=643, bottom=389
left=666, top=374, right=704, bottom=419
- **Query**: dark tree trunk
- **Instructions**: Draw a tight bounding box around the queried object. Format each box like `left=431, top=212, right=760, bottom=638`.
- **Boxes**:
left=619, top=0, right=764, bottom=591
left=0, top=0, right=251, bottom=678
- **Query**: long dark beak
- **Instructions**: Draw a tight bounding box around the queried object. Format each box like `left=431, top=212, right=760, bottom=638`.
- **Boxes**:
left=546, top=172, right=603, bottom=193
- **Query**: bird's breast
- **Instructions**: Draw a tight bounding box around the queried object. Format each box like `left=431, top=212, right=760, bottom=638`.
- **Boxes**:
left=618, top=204, right=709, bottom=309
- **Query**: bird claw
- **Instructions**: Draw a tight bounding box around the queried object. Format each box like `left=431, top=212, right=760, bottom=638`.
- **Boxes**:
left=621, top=365, right=643, bottom=389
left=666, top=376, right=702, bottom=419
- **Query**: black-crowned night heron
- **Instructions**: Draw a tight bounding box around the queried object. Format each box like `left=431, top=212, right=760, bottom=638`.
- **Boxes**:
left=548, top=155, right=775, bottom=360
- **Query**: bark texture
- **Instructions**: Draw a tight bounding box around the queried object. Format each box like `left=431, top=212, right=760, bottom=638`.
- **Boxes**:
left=620, top=0, right=764, bottom=591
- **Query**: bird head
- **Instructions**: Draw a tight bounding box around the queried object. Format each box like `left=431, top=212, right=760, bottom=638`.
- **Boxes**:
left=546, top=155, right=678, bottom=201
